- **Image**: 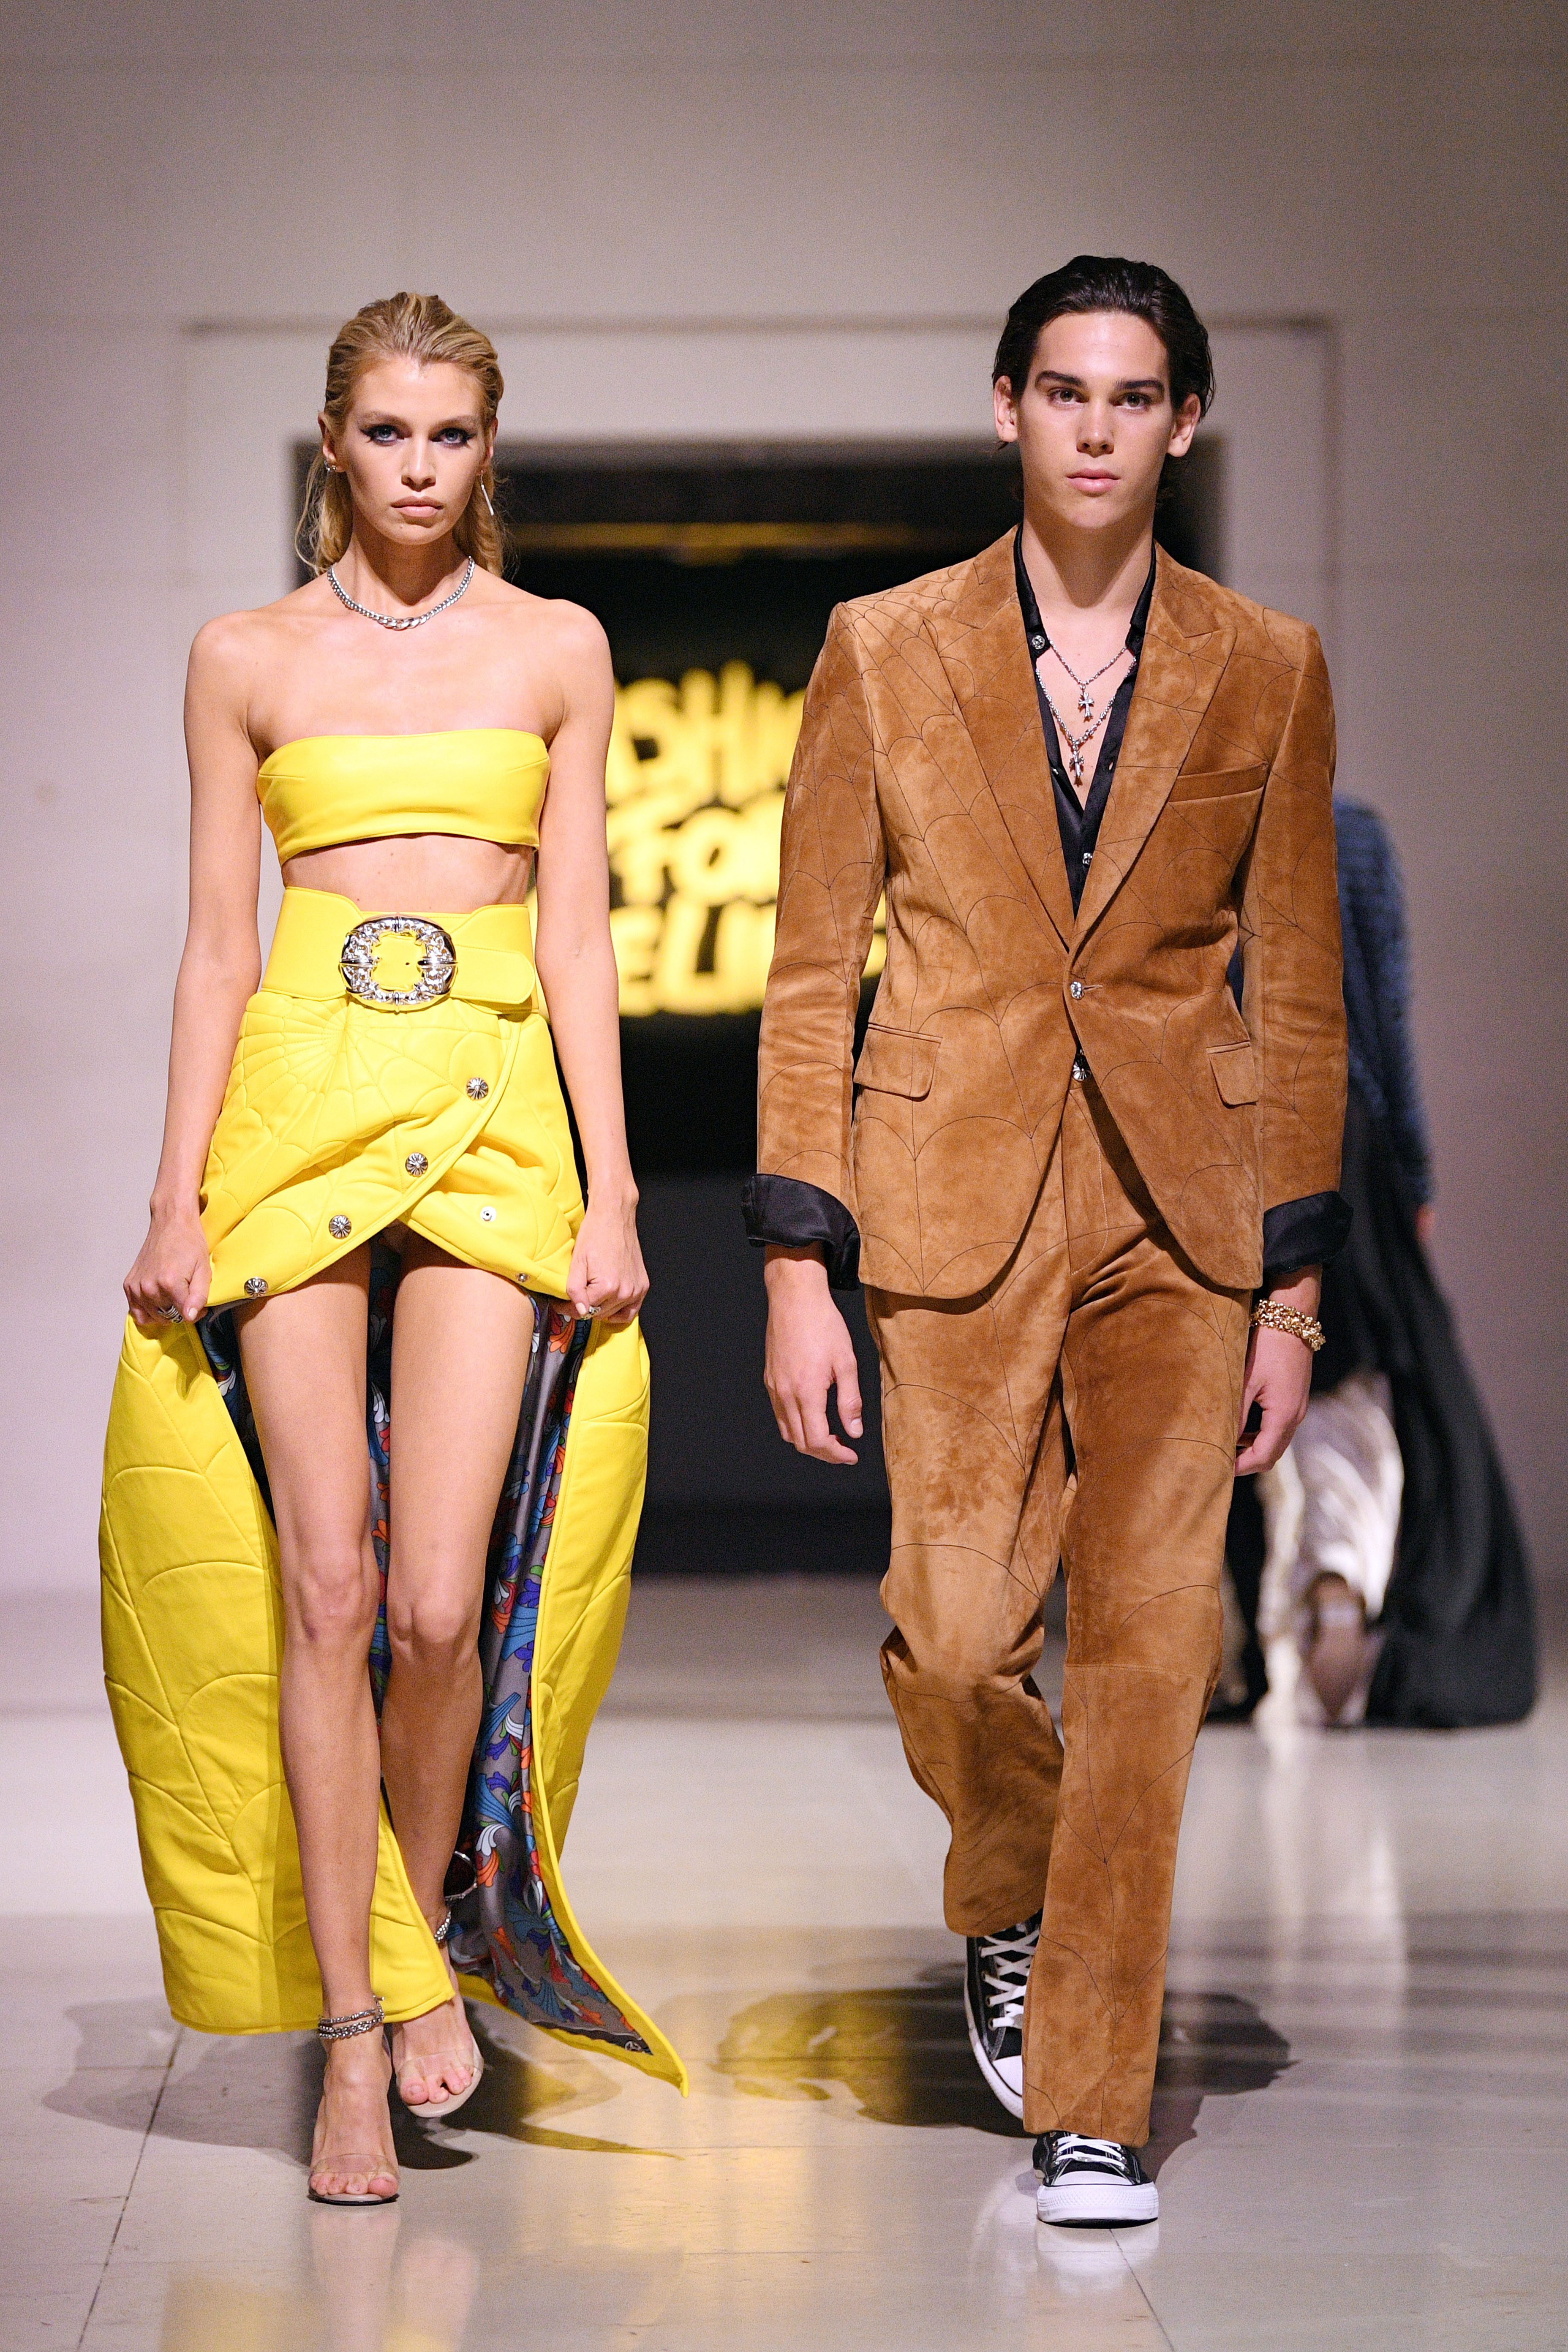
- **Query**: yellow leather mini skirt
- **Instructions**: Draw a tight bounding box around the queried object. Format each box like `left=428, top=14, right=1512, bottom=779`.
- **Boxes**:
left=100, top=889, right=682, bottom=2091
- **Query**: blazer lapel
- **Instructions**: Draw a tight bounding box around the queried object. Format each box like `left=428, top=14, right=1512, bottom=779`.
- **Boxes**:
left=1071, top=549, right=1234, bottom=942
left=922, top=534, right=1078, bottom=950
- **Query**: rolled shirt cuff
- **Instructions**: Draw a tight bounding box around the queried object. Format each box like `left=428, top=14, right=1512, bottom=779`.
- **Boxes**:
left=1261, top=1190, right=1353, bottom=1287
left=742, top=1174, right=861, bottom=1292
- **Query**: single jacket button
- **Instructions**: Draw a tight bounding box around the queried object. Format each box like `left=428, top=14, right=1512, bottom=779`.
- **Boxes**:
left=1030, top=633, right=1046, bottom=653
left=244, top=1276, right=267, bottom=1298
left=1070, top=980, right=1083, bottom=999
left=1081, top=850, right=1092, bottom=866
left=466, top=1077, right=489, bottom=1100
left=405, top=1152, right=428, bottom=1177
left=479, top=1205, right=496, bottom=1224
left=328, top=1214, right=351, bottom=1240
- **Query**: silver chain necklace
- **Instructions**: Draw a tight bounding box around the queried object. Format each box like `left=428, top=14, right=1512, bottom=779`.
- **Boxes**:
left=1033, top=636, right=1131, bottom=790
left=1046, top=640, right=1127, bottom=721
left=327, top=556, right=475, bottom=631
left=1034, top=630, right=1133, bottom=719
left=1043, top=691, right=1113, bottom=792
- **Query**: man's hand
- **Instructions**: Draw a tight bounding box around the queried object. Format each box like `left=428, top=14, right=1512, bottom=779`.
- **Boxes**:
left=1234, top=1265, right=1320, bottom=1476
left=763, top=1245, right=863, bottom=1465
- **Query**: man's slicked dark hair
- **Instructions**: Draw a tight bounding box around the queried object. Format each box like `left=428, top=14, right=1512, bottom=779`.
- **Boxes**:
left=992, top=255, right=1215, bottom=421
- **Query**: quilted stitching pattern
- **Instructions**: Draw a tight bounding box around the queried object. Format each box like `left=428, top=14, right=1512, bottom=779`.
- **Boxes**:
left=100, top=1318, right=454, bottom=2031
left=757, top=534, right=1346, bottom=1296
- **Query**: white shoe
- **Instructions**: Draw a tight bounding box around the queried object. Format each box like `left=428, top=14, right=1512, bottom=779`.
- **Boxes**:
left=1034, top=2132, right=1158, bottom=2226
left=963, top=1914, right=1039, bottom=2121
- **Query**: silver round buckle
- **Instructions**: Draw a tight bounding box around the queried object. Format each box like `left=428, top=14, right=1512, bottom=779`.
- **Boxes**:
left=339, top=915, right=457, bottom=1008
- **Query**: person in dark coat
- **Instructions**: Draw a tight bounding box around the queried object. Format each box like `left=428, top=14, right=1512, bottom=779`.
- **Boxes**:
left=1220, top=797, right=1535, bottom=1728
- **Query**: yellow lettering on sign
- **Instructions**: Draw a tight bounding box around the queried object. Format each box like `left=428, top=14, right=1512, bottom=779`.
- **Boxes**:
left=606, top=662, right=884, bottom=1014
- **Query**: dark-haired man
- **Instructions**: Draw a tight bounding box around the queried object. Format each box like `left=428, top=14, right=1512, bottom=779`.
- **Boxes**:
left=744, top=257, right=1349, bottom=2224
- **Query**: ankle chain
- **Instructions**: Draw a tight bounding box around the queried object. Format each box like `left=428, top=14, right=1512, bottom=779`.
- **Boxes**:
left=317, top=1996, right=385, bottom=2042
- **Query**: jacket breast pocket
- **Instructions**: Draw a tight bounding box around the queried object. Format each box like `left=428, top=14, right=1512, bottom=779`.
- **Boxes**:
left=1209, top=1042, right=1258, bottom=1105
left=854, top=1024, right=939, bottom=1100
left=1167, top=763, right=1267, bottom=804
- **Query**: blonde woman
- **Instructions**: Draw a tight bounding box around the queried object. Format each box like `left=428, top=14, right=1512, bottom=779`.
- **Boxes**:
left=103, top=294, right=684, bottom=2206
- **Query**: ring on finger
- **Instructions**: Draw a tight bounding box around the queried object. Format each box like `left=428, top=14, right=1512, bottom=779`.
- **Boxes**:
left=158, top=1304, right=183, bottom=1325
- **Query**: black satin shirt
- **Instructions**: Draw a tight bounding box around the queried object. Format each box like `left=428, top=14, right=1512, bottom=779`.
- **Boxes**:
left=1014, top=528, right=1154, bottom=914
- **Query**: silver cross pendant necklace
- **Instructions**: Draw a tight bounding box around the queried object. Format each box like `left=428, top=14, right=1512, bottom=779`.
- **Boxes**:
left=1037, top=642, right=1128, bottom=790
left=1043, top=690, right=1112, bottom=791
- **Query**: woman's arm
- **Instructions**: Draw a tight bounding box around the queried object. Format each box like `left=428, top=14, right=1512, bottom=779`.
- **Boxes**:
left=531, top=607, right=648, bottom=1327
left=122, top=618, right=264, bottom=1329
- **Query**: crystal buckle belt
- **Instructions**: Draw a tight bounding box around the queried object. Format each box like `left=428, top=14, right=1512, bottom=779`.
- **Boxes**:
left=338, top=915, right=457, bottom=1008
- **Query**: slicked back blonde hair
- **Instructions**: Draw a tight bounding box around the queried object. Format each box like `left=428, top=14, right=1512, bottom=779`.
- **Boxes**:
left=299, top=292, right=505, bottom=575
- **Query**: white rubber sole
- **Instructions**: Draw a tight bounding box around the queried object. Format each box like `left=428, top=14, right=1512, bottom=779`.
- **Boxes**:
left=1036, top=2177, right=1159, bottom=2227
left=961, top=1974, right=1025, bottom=2121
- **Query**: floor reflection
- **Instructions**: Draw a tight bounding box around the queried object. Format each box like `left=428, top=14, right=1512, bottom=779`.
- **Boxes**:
left=158, top=2215, right=480, bottom=2352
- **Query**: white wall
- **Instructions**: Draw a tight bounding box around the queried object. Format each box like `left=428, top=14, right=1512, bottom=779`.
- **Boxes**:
left=2, top=1, right=1564, bottom=1589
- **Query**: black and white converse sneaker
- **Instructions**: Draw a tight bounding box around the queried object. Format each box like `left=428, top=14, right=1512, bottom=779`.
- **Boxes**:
left=1033, top=2132, right=1158, bottom=2226
left=963, top=1912, right=1040, bottom=2120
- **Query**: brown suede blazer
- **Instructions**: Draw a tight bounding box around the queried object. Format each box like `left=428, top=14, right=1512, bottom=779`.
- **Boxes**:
left=755, top=533, right=1347, bottom=1299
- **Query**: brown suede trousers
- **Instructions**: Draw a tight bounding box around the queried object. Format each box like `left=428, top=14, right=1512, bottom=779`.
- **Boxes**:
left=868, top=1074, right=1250, bottom=2148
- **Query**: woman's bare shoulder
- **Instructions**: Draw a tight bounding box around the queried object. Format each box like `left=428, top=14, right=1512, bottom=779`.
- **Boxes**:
left=482, top=577, right=610, bottom=660
left=190, top=579, right=333, bottom=674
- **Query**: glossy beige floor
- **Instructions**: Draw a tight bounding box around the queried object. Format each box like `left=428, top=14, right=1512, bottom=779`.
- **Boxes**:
left=5, top=1576, right=1568, bottom=2352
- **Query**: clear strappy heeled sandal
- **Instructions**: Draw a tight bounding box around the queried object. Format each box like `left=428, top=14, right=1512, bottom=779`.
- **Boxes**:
left=391, top=1911, right=485, bottom=2122
left=308, top=1996, right=399, bottom=2205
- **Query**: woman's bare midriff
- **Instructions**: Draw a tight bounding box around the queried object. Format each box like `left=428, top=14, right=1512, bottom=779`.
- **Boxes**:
left=281, top=832, right=535, bottom=914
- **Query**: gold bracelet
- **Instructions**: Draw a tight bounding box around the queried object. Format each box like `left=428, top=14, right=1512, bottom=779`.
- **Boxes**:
left=1250, top=1299, right=1325, bottom=1352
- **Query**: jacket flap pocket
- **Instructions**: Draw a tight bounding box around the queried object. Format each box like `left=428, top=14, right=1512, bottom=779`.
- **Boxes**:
left=1168, top=763, right=1267, bottom=804
left=855, top=1025, right=940, bottom=1100
left=1209, top=1043, right=1258, bottom=1105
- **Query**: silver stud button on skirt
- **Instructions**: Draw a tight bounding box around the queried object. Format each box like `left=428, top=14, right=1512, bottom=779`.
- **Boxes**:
left=244, top=1276, right=267, bottom=1298
left=328, top=1214, right=351, bottom=1240
left=404, top=1152, right=428, bottom=1177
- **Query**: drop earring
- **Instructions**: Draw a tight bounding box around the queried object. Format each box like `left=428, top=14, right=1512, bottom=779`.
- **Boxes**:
left=479, top=478, right=495, bottom=516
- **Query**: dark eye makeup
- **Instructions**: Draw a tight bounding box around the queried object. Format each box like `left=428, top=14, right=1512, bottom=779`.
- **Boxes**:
left=358, top=421, right=479, bottom=446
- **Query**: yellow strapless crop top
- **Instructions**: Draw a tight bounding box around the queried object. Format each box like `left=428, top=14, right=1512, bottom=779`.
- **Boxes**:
left=256, top=730, right=550, bottom=864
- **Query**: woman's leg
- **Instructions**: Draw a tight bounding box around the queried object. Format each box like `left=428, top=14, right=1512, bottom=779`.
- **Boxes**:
left=237, top=1250, right=395, bottom=2200
left=379, top=1232, right=536, bottom=2101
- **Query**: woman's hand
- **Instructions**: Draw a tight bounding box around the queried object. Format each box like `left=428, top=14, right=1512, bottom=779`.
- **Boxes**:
left=565, top=1190, right=648, bottom=1328
left=124, top=1201, right=212, bottom=1331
